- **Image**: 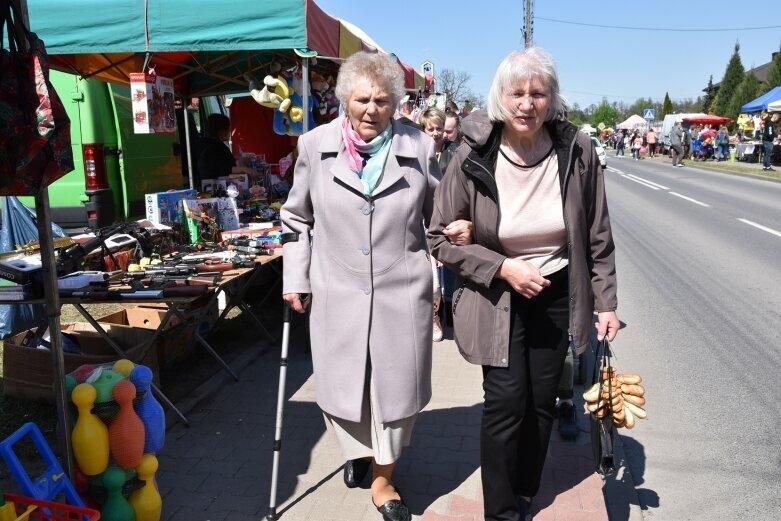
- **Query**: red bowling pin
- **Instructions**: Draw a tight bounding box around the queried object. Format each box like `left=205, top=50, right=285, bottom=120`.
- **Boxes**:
left=108, top=379, right=145, bottom=469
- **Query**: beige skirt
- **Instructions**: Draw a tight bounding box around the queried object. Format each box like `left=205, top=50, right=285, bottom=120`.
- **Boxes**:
left=322, top=365, right=417, bottom=465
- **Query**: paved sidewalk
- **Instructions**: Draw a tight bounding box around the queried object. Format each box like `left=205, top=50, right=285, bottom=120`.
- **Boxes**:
left=158, top=327, right=610, bottom=521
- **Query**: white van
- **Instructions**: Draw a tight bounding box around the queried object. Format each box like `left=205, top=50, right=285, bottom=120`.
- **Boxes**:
left=659, top=113, right=706, bottom=154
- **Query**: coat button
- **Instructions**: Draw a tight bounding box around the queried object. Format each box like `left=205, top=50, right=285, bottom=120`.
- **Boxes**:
left=501, top=358, right=507, bottom=364
left=362, top=206, right=371, bottom=215
left=362, top=247, right=370, bottom=255
left=503, top=306, right=509, bottom=311
left=363, top=288, right=371, bottom=295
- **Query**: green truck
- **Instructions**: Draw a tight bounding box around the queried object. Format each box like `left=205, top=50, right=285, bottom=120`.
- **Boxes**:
left=17, top=71, right=223, bottom=230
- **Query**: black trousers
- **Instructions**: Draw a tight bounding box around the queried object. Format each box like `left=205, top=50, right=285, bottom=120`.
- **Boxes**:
left=481, top=267, right=570, bottom=521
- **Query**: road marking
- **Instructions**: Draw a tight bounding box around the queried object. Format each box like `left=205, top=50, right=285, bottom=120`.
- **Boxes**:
left=669, top=192, right=711, bottom=207
left=606, top=166, right=623, bottom=174
left=624, top=174, right=670, bottom=190
left=737, top=218, right=781, bottom=238
left=622, top=175, right=660, bottom=190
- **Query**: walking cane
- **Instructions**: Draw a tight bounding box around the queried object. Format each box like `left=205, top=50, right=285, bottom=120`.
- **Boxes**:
left=267, top=295, right=306, bottom=520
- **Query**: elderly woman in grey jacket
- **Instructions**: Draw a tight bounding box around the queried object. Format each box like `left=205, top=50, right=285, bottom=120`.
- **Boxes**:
left=428, top=48, right=619, bottom=521
left=281, top=51, right=470, bottom=521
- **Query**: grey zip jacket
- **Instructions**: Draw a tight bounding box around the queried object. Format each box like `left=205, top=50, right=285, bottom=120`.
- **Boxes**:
left=427, top=110, right=617, bottom=365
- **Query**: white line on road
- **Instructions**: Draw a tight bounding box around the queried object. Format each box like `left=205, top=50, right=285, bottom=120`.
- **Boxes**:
left=669, top=191, right=711, bottom=207
left=737, top=218, right=781, bottom=238
left=606, top=166, right=623, bottom=174
left=622, top=175, right=660, bottom=190
left=624, top=174, right=670, bottom=190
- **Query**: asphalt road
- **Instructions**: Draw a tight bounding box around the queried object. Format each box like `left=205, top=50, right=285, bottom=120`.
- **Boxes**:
left=602, top=155, right=781, bottom=520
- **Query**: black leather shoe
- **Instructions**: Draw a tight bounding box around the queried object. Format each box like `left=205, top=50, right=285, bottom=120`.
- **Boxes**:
left=343, top=458, right=371, bottom=488
left=375, top=496, right=411, bottom=521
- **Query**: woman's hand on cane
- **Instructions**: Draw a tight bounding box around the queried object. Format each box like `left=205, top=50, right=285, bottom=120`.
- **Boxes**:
left=283, top=293, right=310, bottom=314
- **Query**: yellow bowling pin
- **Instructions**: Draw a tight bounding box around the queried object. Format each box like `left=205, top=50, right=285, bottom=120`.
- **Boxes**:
left=71, top=383, right=109, bottom=476
left=112, top=359, right=135, bottom=378
left=129, top=454, right=162, bottom=521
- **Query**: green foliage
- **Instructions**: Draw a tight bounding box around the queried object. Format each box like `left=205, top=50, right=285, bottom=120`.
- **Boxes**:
left=727, top=72, right=762, bottom=125
left=702, top=75, right=717, bottom=113
left=762, top=49, right=781, bottom=92
left=590, top=98, right=619, bottom=128
left=661, top=93, right=673, bottom=118
left=713, top=43, right=745, bottom=117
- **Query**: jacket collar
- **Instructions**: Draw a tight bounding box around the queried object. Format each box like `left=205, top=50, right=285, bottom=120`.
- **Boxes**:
left=460, top=110, right=582, bottom=197
left=321, top=116, right=418, bottom=198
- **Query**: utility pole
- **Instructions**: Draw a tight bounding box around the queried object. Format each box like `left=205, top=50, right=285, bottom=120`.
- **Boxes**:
left=522, top=0, right=534, bottom=48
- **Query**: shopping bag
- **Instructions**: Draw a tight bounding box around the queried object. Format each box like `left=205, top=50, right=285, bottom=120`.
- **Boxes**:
left=589, top=338, right=616, bottom=476
left=0, top=0, right=73, bottom=195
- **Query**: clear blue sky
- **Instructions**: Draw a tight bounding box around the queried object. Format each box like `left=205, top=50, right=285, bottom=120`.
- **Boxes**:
left=315, top=0, right=781, bottom=110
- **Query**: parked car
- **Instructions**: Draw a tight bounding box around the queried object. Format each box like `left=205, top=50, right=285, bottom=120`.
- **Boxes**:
left=15, top=71, right=224, bottom=230
left=591, top=137, right=607, bottom=168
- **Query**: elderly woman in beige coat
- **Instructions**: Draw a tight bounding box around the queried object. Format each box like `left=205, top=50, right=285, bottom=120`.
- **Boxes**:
left=281, top=52, right=466, bottom=521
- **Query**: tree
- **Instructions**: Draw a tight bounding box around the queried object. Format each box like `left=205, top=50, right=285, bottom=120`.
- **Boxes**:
left=702, top=75, right=717, bottom=114
left=661, top=92, right=673, bottom=118
left=590, top=98, right=619, bottom=128
left=726, top=72, right=762, bottom=124
left=712, top=42, right=744, bottom=117
left=437, top=68, right=483, bottom=109
left=762, top=46, right=781, bottom=92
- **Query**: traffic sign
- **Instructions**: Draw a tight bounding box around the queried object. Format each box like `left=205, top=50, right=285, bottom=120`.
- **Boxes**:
left=643, top=109, right=655, bottom=120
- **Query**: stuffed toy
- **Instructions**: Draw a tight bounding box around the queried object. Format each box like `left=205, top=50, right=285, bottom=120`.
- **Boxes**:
left=248, top=75, right=293, bottom=113
left=273, top=66, right=318, bottom=136
left=311, top=72, right=339, bottom=125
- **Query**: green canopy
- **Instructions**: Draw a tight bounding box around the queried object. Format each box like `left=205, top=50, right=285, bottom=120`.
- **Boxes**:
left=25, top=0, right=424, bottom=97
left=26, top=0, right=307, bottom=96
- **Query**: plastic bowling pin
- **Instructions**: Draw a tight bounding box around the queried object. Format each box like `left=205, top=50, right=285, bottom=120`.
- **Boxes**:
left=109, top=379, right=145, bottom=469
left=101, top=467, right=135, bottom=521
left=129, top=454, right=162, bottom=521
left=71, top=383, right=110, bottom=476
left=0, top=486, right=18, bottom=521
left=112, top=359, right=136, bottom=378
left=130, top=366, right=165, bottom=453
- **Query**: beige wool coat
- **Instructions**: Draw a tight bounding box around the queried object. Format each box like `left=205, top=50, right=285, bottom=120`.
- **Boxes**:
left=281, top=116, right=441, bottom=423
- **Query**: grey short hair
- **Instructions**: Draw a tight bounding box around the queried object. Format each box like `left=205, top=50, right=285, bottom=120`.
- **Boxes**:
left=486, top=47, right=567, bottom=124
left=335, top=52, right=406, bottom=108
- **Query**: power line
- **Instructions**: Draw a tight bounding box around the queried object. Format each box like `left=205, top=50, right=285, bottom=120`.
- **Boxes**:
left=537, top=17, right=781, bottom=32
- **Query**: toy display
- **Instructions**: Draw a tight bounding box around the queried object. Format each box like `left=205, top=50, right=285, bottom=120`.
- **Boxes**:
left=65, top=361, right=165, bottom=521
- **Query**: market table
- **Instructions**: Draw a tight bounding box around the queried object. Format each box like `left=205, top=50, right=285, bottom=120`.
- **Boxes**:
left=65, top=250, right=283, bottom=426
left=0, top=251, right=283, bottom=427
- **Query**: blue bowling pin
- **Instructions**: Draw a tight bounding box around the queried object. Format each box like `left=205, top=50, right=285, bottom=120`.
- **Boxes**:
left=129, top=366, right=165, bottom=453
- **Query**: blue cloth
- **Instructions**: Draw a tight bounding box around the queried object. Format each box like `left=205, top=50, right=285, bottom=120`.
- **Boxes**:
left=0, top=197, right=67, bottom=338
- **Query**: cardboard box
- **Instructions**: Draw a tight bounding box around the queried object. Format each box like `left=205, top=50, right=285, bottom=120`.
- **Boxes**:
left=97, top=302, right=218, bottom=369
left=145, top=189, right=197, bottom=226
left=2, top=322, right=158, bottom=403
left=130, top=72, right=176, bottom=134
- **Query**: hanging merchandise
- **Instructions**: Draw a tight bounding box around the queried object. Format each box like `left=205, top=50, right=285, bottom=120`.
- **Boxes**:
left=0, top=0, right=74, bottom=195
left=130, top=68, right=176, bottom=134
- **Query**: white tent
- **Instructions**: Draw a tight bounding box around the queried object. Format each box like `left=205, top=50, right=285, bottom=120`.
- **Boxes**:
left=580, top=124, right=597, bottom=135
left=769, top=99, right=781, bottom=112
left=616, top=114, right=648, bottom=130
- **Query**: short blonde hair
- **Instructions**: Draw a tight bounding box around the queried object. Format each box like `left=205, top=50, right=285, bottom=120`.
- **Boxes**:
left=335, top=52, right=406, bottom=108
left=420, top=107, right=446, bottom=128
left=486, top=47, right=567, bottom=124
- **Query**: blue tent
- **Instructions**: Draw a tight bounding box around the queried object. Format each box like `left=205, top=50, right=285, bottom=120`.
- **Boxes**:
left=740, top=86, right=781, bottom=113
